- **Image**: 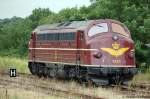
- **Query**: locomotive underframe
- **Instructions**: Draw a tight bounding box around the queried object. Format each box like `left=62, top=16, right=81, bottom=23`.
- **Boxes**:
left=28, top=61, right=137, bottom=85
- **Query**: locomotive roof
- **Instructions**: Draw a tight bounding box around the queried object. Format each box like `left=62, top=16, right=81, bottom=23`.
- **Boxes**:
left=34, top=20, right=95, bottom=33
left=34, top=19, right=122, bottom=33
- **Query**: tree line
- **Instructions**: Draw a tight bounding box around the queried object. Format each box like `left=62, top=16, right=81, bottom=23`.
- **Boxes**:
left=0, top=0, right=149, bottom=71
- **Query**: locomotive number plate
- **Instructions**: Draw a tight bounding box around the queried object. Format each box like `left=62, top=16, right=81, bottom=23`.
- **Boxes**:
left=112, top=59, right=121, bottom=64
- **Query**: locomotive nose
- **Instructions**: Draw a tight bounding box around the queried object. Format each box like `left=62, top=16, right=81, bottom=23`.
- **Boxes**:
left=90, top=34, right=135, bottom=67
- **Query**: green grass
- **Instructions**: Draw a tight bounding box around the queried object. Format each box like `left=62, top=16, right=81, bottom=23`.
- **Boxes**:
left=0, top=56, right=149, bottom=86
left=0, top=56, right=29, bottom=74
left=131, top=67, right=150, bottom=85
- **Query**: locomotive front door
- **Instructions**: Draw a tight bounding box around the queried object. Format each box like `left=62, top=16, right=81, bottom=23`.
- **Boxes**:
left=32, top=32, right=36, bottom=61
left=77, top=30, right=85, bottom=65
left=76, top=31, right=85, bottom=78
left=55, top=33, right=59, bottom=62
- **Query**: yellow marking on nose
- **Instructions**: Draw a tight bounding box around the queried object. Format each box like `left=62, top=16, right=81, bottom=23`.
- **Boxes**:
left=101, top=47, right=129, bottom=57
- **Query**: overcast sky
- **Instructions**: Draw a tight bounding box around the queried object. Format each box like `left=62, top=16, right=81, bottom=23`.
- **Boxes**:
left=0, top=0, right=91, bottom=19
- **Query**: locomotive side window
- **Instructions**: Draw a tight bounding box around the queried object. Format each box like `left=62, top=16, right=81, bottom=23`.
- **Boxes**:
left=88, top=23, right=108, bottom=37
left=37, top=34, right=46, bottom=40
left=67, top=33, right=75, bottom=40
left=37, top=33, right=75, bottom=41
left=59, top=33, right=75, bottom=40
left=112, top=23, right=129, bottom=36
left=47, top=33, right=59, bottom=40
left=37, top=33, right=58, bottom=41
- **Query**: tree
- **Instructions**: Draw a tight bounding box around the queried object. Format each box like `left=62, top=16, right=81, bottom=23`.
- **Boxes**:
left=28, top=8, right=53, bottom=28
left=0, top=1, right=149, bottom=67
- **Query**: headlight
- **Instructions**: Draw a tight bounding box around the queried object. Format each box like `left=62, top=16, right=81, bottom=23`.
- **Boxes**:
left=112, top=35, right=119, bottom=41
left=93, top=51, right=102, bottom=58
left=128, top=49, right=135, bottom=58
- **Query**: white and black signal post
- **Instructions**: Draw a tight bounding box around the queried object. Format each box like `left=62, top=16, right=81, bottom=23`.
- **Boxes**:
left=10, top=69, right=16, bottom=77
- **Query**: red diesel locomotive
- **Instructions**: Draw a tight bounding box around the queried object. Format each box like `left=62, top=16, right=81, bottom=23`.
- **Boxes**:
left=28, top=19, right=137, bottom=85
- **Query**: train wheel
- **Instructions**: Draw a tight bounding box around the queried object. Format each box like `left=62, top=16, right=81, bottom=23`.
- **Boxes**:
left=43, top=67, right=48, bottom=77
left=49, top=67, right=57, bottom=78
left=68, top=68, right=76, bottom=79
left=37, top=65, right=43, bottom=77
left=29, top=62, right=37, bottom=75
left=47, top=68, right=51, bottom=77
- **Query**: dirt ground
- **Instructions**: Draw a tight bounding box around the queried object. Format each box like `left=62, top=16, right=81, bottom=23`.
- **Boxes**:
left=0, top=88, right=67, bottom=99
left=0, top=73, right=147, bottom=99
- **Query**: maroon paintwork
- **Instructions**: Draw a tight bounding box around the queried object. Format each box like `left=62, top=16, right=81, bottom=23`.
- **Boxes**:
left=28, top=19, right=135, bottom=68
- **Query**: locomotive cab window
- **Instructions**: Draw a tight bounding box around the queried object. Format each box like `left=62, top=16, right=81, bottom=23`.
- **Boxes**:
left=112, top=23, right=129, bottom=37
left=88, top=23, right=108, bottom=37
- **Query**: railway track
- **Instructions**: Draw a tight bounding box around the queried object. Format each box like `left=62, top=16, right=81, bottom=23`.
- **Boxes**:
left=109, top=84, right=150, bottom=98
left=1, top=72, right=150, bottom=99
left=0, top=72, right=103, bottom=99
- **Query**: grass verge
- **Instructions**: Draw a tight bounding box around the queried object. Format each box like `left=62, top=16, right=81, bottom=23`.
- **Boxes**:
left=0, top=88, right=65, bottom=99
left=131, top=67, right=150, bottom=85
left=0, top=56, right=29, bottom=74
